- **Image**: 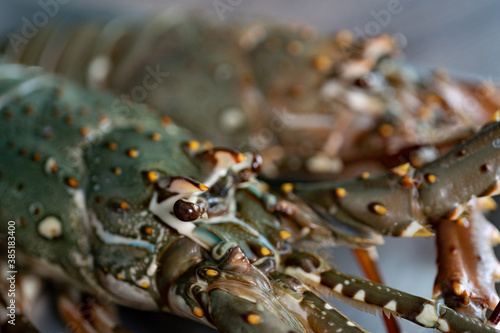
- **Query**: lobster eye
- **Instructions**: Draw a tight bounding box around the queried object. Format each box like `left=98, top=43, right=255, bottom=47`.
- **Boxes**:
left=173, top=199, right=202, bottom=222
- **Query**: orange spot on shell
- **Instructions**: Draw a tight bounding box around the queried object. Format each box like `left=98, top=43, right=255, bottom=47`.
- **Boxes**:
left=25, top=105, right=34, bottom=115
left=246, top=314, right=261, bottom=325
left=32, top=153, right=42, bottom=162
left=371, top=203, right=388, bottom=215
left=260, top=247, right=271, bottom=256
left=335, top=188, right=347, bottom=198
left=66, top=177, right=79, bottom=188
left=187, top=141, right=200, bottom=150
left=281, top=183, right=294, bottom=194
left=127, top=149, right=139, bottom=158
left=400, top=176, right=414, bottom=187
left=236, top=153, right=246, bottom=163
left=193, top=307, right=204, bottom=317
left=147, top=171, right=159, bottom=182
left=4, top=110, right=12, bottom=120
left=99, top=115, right=109, bottom=124
left=378, top=123, right=394, bottom=137
left=161, top=116, right=172, bottom=127
left=425, top=174, right=437, bottom=183
left=80, top=126, right=90, bottom=136
left=391, top=163, right=410, bottom=176
left=206, top=269, right=218, bottom=277
left=280, top=230, right=292, bottom=240
left=65, top=115, right=74, bottom=124
left=313, top=55, right=332, bottom=72
left=108, top=142, right=118, bottom=151
left=150, top=133, right=162, bottom=141
left=119, top=201, right=130, bottom=210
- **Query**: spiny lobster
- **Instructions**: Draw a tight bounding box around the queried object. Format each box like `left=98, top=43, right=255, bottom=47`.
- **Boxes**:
left=1, top=9, right=500, bottom=333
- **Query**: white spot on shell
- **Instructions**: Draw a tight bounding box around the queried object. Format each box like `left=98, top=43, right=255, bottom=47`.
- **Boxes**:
left=353, top=290, right=366, bottom=302
left=415, top=303, right=438, bottom=327
left=147, top=262, right=158, bottom=276
left=333, top=284, right=343, bottom=293
left=344, top=280, right=350, bottom=285
left=38, top=216, right=62, bottom=239
left=346, top=321, right=355, bottom=326
left=384, top=300, right=397, bottom=311
left=219, top=107, right=246, bottom=133
left=325, top=303, right=333, bottom=310
left=44, top=157, right=57, bottom=174
left=438, top=318, right=450, bottom=332
left=88, top=56, right=111, bottom=87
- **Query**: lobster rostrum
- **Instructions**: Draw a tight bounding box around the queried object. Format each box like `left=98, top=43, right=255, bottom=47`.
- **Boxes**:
left=1, top=61, right=500, bottom=333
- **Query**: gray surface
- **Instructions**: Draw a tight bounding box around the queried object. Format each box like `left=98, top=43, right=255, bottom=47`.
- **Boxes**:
left=2, top=0, right=500, bottom=79
left=0, top=1, right=499, bottom=332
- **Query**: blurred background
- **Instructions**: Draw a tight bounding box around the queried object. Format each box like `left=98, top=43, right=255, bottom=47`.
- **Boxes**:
left=1, top=1, right=500, bottom=332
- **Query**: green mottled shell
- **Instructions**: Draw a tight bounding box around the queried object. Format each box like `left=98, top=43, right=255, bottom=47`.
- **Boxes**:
left=0, top=64, right=201, bottom=297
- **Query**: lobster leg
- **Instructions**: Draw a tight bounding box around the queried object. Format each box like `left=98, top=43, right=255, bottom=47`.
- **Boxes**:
left=286, top=265, right=499, bottom=333
left=0, top=275, right=40, bottom=332
left=433, top=203, right=500, bottom=320
left=353, top=248, right=401, bottom=333
left=57, top=288, right=130, bottom=333
left=296, top=118, right=500, bottom=238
